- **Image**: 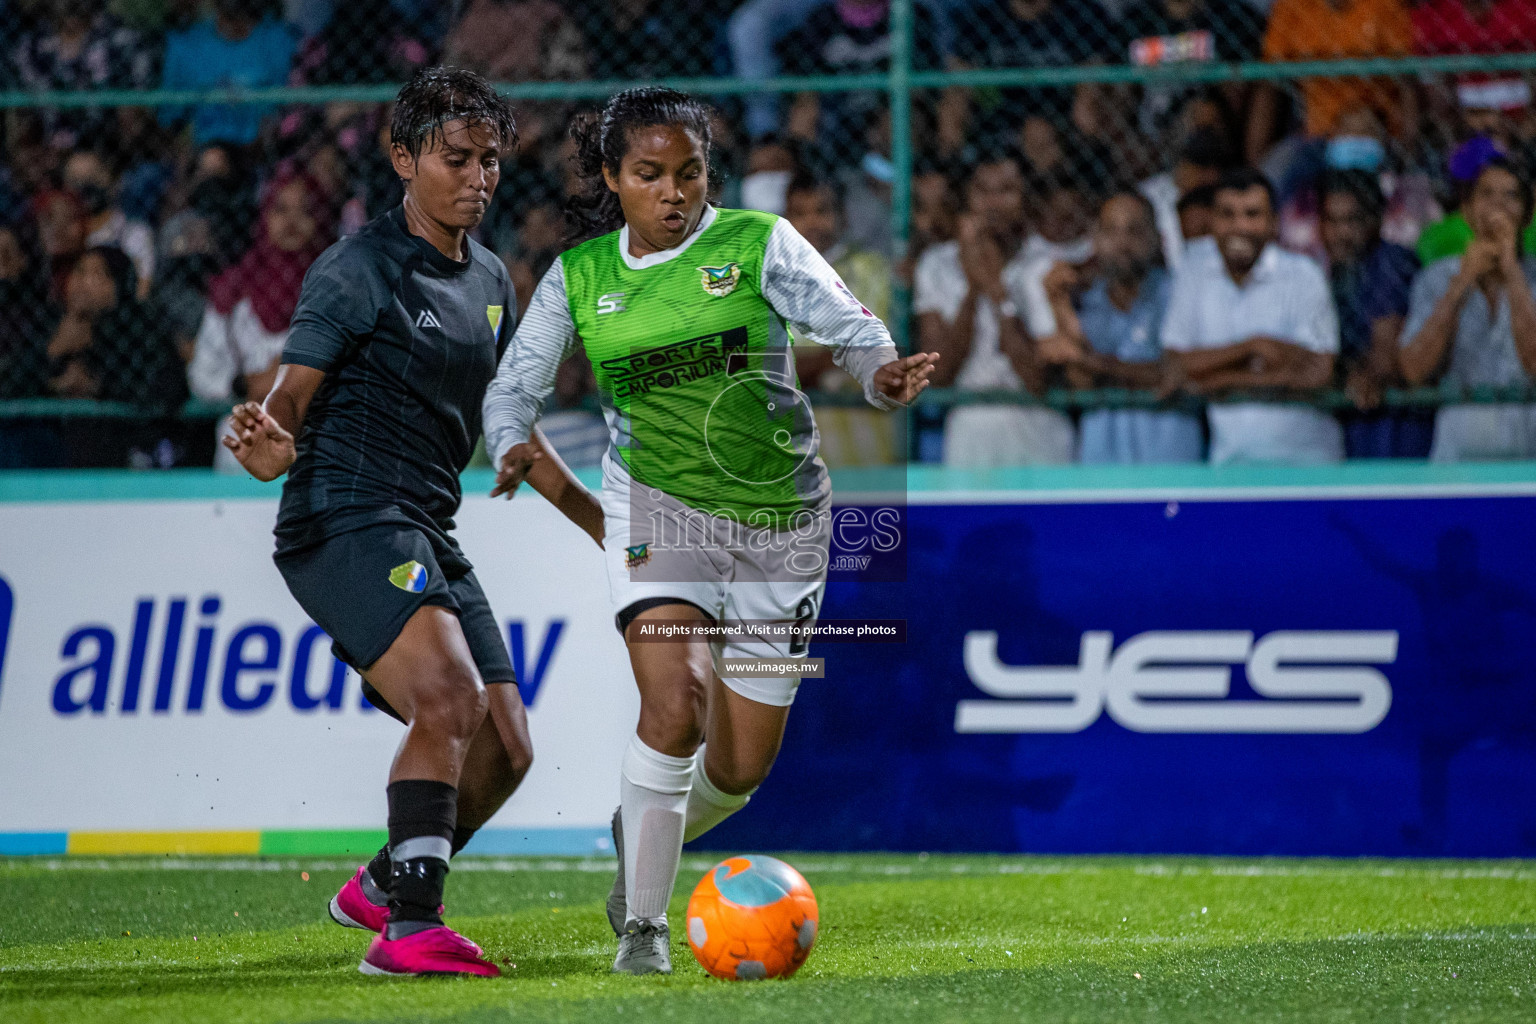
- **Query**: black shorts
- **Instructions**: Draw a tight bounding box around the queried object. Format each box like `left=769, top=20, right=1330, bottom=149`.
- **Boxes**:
left=274, top=524, right=516, bottom=721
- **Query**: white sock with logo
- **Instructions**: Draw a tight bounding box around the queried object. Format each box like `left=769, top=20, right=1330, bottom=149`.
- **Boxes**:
left=620, top=734, right=693, bottom=926
left=683, top=744, right=755, bottom=843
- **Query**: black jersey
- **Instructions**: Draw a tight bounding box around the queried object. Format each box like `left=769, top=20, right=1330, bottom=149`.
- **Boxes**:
left=274, top=206, right=515, bottom=558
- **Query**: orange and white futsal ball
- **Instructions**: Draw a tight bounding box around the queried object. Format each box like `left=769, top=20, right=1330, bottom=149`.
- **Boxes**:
left=685, top=855, right=819, bottom=980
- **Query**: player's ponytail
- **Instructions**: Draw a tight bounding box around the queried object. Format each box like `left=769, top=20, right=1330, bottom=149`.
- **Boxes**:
left=566, top=87, right=714, bottom=245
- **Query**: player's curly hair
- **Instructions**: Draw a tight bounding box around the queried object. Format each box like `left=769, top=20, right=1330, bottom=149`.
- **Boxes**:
left=390, top=66, right=518, bottom=162
left=566, top=87, right=714, bottom=245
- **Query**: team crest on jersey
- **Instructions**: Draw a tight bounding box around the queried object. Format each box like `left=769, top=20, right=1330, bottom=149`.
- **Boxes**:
left=388, top=560, right=428, bottom=593
left=624, top=543, right=651, bottom=569
left=698, top=262, right=742, bottom=297
left=486, top=304, right=504, bottom=341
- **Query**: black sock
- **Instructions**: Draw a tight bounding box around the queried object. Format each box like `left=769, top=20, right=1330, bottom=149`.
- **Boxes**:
left=368, top=824, right=476, bottom=900
left=451, top=824, right=478, bottom=857
left=385, top=779, right=457, bottom=939
left=366, top=844, right=392, bottom=892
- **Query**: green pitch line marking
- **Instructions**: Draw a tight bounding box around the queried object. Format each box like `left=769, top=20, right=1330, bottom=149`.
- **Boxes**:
left=257, top=830, right=388, bottom=857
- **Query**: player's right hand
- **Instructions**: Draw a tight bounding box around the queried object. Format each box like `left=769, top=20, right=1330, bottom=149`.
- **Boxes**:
left=491, top=442, right=544, bottom=499
left=222, top=401, right=296, bottom=482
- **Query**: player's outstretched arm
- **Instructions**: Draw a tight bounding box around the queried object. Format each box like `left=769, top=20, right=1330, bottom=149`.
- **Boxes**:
left=222, top=363, right=326, bottom=482
left=759, top=219, right=915, bottom=409
left=495, top=425, right=605, bottom=549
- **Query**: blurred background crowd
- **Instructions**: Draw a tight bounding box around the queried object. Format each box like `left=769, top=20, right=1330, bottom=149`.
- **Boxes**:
left=2, top=0, right=1536, bottom=469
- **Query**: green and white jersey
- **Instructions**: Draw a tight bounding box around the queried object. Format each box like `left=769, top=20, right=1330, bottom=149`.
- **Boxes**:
left=484, top=206, right=898, bottom=524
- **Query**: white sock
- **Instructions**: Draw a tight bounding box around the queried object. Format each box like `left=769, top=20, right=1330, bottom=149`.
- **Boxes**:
left=620, top=734, right=693, bottom=925
left=683, top=744, right=755, bottom=843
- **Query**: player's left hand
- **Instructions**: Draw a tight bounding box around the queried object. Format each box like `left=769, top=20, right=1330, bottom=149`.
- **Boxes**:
left=874, top=352, right=939, bottom=405
left=491, top=442, right=544, bottom=499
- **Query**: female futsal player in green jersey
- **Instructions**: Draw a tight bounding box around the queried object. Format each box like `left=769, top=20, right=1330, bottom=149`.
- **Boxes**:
left=483, top=87, right=935, bottom=974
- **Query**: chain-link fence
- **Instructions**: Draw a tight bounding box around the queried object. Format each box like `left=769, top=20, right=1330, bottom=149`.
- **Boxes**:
left=2, top=0, right=1535, bottom=468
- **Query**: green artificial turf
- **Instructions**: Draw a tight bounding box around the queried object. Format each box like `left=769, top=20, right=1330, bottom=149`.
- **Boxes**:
left=1, top=854, right=1533, bottom=1023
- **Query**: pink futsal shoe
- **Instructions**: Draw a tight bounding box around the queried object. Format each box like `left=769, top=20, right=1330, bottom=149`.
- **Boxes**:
left=358, top=925, right=501, bottom=977
left=328, top=866, right=446, bottom=933
left=328, top=866, right=390, bottom=933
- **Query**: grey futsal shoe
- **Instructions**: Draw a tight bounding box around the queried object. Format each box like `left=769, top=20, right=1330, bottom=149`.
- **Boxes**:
left=612, top=918, right=671, bottom=975
left=606, top=807, right=626, bottom=936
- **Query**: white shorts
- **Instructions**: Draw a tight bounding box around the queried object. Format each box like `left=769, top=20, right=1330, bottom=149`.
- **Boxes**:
left=599, top=455, right=827, bottom=707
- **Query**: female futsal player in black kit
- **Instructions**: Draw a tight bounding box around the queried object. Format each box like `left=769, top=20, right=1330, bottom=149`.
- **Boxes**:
left=225, top=67, right=602, bottom=977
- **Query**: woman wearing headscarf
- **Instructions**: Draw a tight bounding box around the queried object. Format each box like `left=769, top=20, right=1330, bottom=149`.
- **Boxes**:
left=188, top=170, right=335, bottom=470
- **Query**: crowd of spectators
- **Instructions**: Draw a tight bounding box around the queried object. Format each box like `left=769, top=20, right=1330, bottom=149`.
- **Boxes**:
left=1, top=0, right=1535, bottom=468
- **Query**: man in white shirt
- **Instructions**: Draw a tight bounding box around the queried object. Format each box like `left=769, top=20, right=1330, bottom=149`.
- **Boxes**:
left=915, top=155, right=1075, bottom=466
left=1162, top=168, right=1344, bottom=463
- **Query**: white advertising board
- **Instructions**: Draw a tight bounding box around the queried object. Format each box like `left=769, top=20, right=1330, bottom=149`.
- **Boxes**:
left=0, top=491, right=634, bottom=848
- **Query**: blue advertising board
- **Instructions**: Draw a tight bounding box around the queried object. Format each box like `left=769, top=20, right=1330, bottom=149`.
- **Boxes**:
left=709, top=480, right=1536, bottom=858
left=1, top=463, right=1532, bottom=857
